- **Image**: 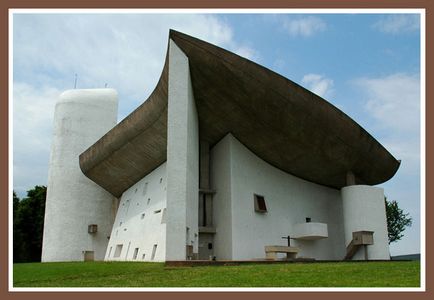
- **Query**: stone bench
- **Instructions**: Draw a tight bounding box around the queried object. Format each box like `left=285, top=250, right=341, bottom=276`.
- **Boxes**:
left=265, top=245, right=300, bottom=260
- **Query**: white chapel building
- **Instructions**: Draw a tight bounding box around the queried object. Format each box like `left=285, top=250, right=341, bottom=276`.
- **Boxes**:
left=41, top=30, right=400, bottom=263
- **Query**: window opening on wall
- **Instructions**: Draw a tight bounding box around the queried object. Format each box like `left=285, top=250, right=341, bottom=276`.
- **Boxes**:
left=135, top=188, right=138, bottom=193
left=202, top=193, right=207, bottom=226
left=151, top=244, right=158, bottom=260
left=142, top=253, right=146, bottom=260
left=125, top=242, right=131, bottom=259
left=208, top=243, right=213, bottom=250
left=143, top=182, right=148, bottom=195
left=125, top=200, right=131, bottom=215
left=160, top=177, right=163, bottom=184
left=254, top=194, right=267, bottom=213
left=141, top=213, right=145, bottom=219
left=114, top=244, right=123, bottom=258
left=147, top=198, right=151, bottom=205
left=133, top=248, right=139, bottom=260
left=306, top=217, right=311, bottom=223
left=161, top=208, right=167, bottom=224
left=154, top=209, right=161, bottom=214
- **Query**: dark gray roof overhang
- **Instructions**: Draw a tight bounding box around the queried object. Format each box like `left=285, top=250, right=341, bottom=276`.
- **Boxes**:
left=79, top=30, right=400, bottom=198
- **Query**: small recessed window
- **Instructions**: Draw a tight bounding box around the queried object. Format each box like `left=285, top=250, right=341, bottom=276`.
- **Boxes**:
left=143, top=182, right=148, bottom=195
left=254, top=194, right=267, bottom=213
left=114, top=244, right=123, bottom=258
left=160, top=177, right=163, bottom=184
left=306, top=217, right=311, bottom=223
left=161, top=208, right=167, bottom=224
left=141, top=213, right=145, bottom=219
left=154, top=209, right=161, bottom=214
left=147, top=198, right=151, bottom=205
left=151, top=244, right=158, bottom=260
left=208, top=243, right=213, bottom=250
left=133, top=248, right=139, bottom=260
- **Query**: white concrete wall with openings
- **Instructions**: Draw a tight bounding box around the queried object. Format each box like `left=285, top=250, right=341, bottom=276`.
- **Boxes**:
left=341, top=185, right=390, bottom=260
left=105, top=162, right=167, bottom=262
left=213, top=134, right=346, bottom=261
left=165, top=39, right=199, bottom=261
left=42, top=89, right=118, bottom=262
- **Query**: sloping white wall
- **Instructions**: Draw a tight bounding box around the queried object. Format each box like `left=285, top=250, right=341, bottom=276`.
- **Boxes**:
left=42, top=89, right=118, bottom=262
left=210, top=134, right=346, bottom=260
left=165, top=40, right=199, bottom=260
left=105, top=163, right=167, bottom=262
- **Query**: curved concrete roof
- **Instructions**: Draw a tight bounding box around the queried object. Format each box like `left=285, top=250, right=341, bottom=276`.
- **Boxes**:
left=79, top=30, right=400, bottom=198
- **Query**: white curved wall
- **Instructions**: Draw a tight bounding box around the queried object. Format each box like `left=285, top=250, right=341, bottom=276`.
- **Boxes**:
left=341, top=185, right=390, bottom=260
left=211, top=134, right=346, bottom=260
left=42, top=89, right=118, bottom=262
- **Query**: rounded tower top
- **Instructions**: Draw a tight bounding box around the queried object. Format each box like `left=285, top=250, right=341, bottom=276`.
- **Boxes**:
left=58, top=88, right=118, bottom=106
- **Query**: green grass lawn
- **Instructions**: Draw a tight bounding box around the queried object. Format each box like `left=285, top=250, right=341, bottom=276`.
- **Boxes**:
left=13, top=261, right=420, bottom=288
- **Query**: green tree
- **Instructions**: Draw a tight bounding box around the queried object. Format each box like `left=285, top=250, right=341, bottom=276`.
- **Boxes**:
left=13, top=186, right=47, bottom=262
left=13, top=192, right=25, bottom=262
left=385, top=198, right=412, bottom=244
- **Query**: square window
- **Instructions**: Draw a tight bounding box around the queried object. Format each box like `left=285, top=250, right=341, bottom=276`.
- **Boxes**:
left=254, top=194, right=267, bottom=213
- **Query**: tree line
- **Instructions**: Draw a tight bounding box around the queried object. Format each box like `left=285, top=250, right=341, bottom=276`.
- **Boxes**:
left=13, top=186, right=46, bottom=262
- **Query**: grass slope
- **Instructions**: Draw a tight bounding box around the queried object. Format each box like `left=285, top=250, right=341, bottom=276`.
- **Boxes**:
left=13, top=261, right=420, bottom=288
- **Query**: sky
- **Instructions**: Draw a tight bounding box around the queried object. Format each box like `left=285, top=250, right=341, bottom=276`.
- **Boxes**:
left=12, top=11, right=422, bottom=256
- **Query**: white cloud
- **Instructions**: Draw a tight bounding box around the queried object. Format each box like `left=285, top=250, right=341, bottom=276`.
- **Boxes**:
left=13, top=83, right=62, bottom=196
left=354, top=73, right=420, bottom=175
left=233, top=46, right=257, bottom=61
left=283, top=16, right=326, bottom=37
left=373, top=14, right=420, bottom=34
left=356, top=73, right=420, bottom=133
left=12, top=13, right=254, bottom=195
left=301, top=73, right=334, bottom=98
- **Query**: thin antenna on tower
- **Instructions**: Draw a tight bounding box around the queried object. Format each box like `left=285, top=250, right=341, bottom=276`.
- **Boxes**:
left=74, top=74, right=78, bottom=89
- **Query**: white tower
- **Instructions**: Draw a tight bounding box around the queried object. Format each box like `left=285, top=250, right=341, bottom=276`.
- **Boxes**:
left=42, top=89, right=118, bottom=262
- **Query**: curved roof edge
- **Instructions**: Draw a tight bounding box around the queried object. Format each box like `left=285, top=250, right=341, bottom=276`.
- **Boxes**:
left=79, top=29, right=400, bottom=198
